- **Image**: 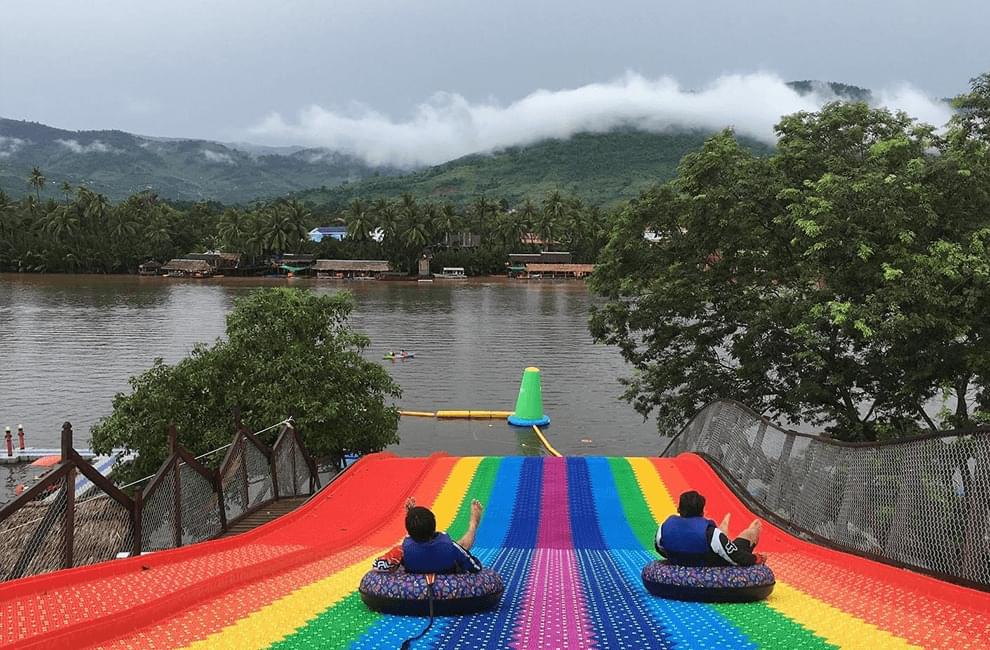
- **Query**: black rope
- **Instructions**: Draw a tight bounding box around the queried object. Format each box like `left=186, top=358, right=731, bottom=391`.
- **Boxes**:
left=400, top=575, right=436, bottom=649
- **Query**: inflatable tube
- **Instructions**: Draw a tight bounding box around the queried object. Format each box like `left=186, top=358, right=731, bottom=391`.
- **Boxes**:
left=399, top=410, right=436, bottom=418
left=641, top=561, right=775, bottom=603
left=384, top=352, right=415, bottom=360
left=359, top=568, right=504, bottom=616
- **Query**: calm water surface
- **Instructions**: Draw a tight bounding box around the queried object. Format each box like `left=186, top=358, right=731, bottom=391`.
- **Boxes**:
left=0, top=274, right=662, bottom=498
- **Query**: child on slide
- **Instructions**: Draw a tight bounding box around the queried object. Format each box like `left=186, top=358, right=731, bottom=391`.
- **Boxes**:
left=374, top=498, right=484, bottom=574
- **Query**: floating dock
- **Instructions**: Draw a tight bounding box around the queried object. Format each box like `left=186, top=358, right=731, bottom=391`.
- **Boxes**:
left=1, top=453, right=987, bottom=649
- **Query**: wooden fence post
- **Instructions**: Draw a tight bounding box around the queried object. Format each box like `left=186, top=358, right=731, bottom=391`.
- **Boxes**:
left=62, top=422, right=75, bottom=569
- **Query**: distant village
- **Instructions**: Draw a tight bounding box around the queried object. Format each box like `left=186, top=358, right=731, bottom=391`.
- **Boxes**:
left=147, top=225, right=595, bottom=280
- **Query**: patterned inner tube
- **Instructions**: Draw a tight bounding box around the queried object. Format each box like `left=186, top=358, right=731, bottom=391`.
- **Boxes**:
left=641, top=561, right=776, bottom=603
left=359, top=568, right=505, bottom=616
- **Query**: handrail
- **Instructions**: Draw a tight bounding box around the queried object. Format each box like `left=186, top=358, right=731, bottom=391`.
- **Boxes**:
left=0, top=414, right=324, bottom=582
left=662, top=399, right=990, bottom=588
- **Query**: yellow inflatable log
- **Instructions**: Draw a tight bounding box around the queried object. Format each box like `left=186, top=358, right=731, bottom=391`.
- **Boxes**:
left=434, top=410, right=514, bottom=419
left=398, top=410, right=436, bottom=417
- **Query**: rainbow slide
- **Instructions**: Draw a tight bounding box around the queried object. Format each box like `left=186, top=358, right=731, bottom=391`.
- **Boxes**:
left=2, top=454, right=988, bottom=649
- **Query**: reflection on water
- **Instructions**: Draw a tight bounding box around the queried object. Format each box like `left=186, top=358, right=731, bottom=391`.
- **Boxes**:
left=0, top=273, right=661, bottom=476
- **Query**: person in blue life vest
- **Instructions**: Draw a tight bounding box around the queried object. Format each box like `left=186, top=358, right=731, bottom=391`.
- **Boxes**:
left=655, top=490, right=766, bottom=567
left=394, top=497, right=484, bottom=574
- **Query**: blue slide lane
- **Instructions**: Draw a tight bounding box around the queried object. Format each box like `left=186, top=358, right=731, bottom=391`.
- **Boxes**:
left=585, top=457, right=755, bottom=649
left=568, top=458, right=676, bottom=649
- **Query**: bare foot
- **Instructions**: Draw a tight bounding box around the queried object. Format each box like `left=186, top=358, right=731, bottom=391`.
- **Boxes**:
left=405, top=497, right=416, bottom=511
left=470, top=499, right=483, bottom=524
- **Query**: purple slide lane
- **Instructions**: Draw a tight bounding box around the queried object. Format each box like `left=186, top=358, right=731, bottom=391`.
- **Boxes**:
left=511, top=456, right=595, bottom=649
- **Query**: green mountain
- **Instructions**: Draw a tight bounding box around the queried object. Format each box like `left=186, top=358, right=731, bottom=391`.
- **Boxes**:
left=0, top=118, right=396, bottom=204
left=293, top=130, right=773, bottom=209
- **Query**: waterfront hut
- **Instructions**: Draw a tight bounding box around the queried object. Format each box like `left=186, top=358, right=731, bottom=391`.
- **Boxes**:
left=523, top=262, right=595, bottom=279
left=161, top=259, right=213, bottom=278
left=137, top=260, right=161, bottom=275
left=313, top=259, right=391, bottom=279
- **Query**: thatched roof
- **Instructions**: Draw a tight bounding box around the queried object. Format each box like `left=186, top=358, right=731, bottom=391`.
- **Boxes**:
left=0, top=494, right=131, bottom=580
left=314, top=259, right=391, bottom=272
left=162, top=259, right=212, bottom=273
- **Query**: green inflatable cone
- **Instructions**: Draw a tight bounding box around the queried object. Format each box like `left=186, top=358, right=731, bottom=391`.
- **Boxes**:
left=507, top=366, right=550, bottom=427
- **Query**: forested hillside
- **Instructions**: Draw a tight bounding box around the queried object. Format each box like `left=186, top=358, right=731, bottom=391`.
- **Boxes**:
left=0, top=118, right=395, bottom=203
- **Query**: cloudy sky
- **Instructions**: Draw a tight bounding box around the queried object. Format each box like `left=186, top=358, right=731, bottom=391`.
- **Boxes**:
left=1, top=0, right=987, bottom=165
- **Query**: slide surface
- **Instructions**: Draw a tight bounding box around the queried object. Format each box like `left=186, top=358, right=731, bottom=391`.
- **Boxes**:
left=1, top=453, right=988, bottom=649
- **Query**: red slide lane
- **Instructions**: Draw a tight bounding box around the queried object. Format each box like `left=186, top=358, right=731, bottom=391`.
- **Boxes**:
left=0, top=453, right=450, bottom=650
left=665, top=454, right=990, bottom=647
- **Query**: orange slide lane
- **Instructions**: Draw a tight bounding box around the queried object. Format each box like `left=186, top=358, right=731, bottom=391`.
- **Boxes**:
left=100, top=455, right=459, bottom=649
left=0, top=453, right=451, bottom=650
left=664, top=455, right=990, bottom=649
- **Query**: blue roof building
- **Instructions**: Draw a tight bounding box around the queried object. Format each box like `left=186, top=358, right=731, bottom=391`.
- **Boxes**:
left=308, top=226, right=348, bottom=242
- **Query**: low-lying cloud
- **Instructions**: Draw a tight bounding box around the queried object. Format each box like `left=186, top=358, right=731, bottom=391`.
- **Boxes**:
left=0, top=135, right=28, bottom=158
left=56, top=138, right=118, bottom=154
left=202, top=149, right=235, bottom=165
left=248, top=72, right=954, bottom=168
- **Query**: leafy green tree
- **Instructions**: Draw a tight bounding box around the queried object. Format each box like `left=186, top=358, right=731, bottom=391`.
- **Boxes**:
left=91, top=288, right=401, bottom=482
left=591, top=101, right=990, bottom=441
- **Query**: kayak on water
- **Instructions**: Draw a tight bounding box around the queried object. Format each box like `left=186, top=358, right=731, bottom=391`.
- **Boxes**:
left=384, top=352, right=416, bottom=360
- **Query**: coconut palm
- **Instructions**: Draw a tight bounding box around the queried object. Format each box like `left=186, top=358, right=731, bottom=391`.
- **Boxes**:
left=217, top=209, right=250, bottom=250
left=60, top=182, right=72, bottom=205
left=259, top=205, right=307, bottom=255
left=345, top=199, right=373, bottom=242
left=42, top=205, right=80, bottom=243
left=28, top=167, right=46, bottom=201
left=540, top=191, right=568, bottom=252
left=432, top=203, right=461, bottom=246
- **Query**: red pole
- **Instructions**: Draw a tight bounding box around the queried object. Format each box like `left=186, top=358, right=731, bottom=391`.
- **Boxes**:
left=4, top=427, right=12, bottom=457
left=17, top=425, right=25, bottom=450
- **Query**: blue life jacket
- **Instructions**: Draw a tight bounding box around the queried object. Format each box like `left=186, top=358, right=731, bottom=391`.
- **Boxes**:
left=659, top=516, right=715, bottom=567
left=402, top=532, right=472, bottom=574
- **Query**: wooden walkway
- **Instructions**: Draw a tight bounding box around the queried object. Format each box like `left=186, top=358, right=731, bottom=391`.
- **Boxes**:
left=219, top=496, right=309, bottom=538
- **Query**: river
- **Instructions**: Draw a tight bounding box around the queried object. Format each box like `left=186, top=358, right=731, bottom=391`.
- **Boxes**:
left=0, top=274, right=663, bottom=501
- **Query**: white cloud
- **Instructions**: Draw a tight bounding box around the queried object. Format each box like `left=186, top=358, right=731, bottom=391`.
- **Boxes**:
left=247, top=72, right=954, bottom=168
left=0, top=136, right=28, bottom=158
left=56, top=138, right=119, bottom=154
left=202, top=149, right=235, bottom=164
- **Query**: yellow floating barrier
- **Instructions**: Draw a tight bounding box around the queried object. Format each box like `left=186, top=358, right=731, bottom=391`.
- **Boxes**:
left=398, top=410, right=436, bottom=417
left=532, top=425, right=562, bottom=457
left=434, top=410, right=514, bottom=419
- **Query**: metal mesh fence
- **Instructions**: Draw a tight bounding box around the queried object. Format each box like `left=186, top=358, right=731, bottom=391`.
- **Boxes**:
left=72, top=493, right=133, bottom=567
left=663, top=400, right=990, bottom=587
left=244, top=440, right=274, bottom=508
left=0, top=420, right=320, bottom=582
left=220, top=441, right=249, bottom=524
left=141, top=464, right=178, bottom=552
left=0, top=474, right=70, bottom=580
left=178, top=462, right=223, bottom=544
left=292, top=443, right=311, bottom=495
left=274, top=435, right=296, bottom=498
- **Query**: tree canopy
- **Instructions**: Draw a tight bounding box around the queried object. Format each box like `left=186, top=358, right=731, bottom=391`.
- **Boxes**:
left=91, top=288, right=401, bottom=481
left=591, top=75, right=990, bottom=440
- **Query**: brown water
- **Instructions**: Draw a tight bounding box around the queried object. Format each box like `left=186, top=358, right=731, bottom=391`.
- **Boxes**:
left=0, top=274, right=663, bottom=499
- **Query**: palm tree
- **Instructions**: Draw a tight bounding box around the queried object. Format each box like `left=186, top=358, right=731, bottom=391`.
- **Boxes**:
left=432, top=203, right=461, bottom=246
left=28, top=168, right=46, bottom=201
left=217, top=209, right=249, bottom=250
left=60, top=182, right=72, bottom=205
left=259, top=205, right=307, bottom=255
left=471, top=195, right=494, bottom=242
left=540, top=191, right=568, bottom=252
left=42, top=205, right=80, bottom=243
left=345, top=199, right=373, bottom=242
